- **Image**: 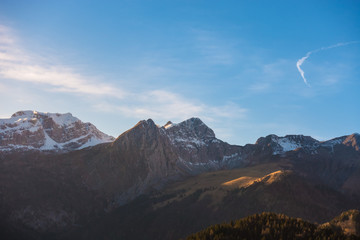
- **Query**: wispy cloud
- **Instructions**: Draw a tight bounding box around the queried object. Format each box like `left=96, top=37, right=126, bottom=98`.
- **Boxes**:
left=0, top=24, right=247, bottom=128
left=94, top=90, right=247, bottom=123
left=296, top=41, right=359, bottom=86
left=0, top=24, right=126, bottom=98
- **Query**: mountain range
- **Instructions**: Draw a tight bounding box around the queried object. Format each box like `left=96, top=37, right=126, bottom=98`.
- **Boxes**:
left=0, top=111, right=359, bottom=240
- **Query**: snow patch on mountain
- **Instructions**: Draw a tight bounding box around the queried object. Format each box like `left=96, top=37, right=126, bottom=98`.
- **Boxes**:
left=223, top=153, right=239, bottom=162
left=171, top=136, right=207, bottom=147
left=274, top=137, right=301, bottom=154
left=268, top=135, right=320, bottom=155
left=78, top=136, right=110, bottom=149
left=40, top=131, right=60, bottom=150
left=271, top=136, right=302, bottom=155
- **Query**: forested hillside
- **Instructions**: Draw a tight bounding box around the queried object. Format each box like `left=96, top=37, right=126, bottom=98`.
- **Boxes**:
left=186, top=212, right=360, bottom=240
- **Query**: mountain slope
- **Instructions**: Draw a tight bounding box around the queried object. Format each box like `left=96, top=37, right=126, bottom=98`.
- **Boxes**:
left=65, top=161, right=359, bottom=240
left=0, top=114, right=359, bottom=240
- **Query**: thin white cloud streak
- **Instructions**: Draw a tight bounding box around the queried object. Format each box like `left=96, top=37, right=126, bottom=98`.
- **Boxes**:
left=0, top=24, right=126, bottom=98
left=296, top=41, right=359, bottom=86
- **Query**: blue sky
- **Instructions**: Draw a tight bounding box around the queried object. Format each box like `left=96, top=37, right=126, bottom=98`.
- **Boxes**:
left=0, top=0, right=359, bottom=145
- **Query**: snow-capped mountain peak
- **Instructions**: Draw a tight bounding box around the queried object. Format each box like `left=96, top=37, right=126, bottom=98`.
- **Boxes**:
left=0, top=110, right=114, bottom=152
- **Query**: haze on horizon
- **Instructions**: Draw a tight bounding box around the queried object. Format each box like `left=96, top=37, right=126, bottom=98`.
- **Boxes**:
left=0, top=0, right=359, bottom=145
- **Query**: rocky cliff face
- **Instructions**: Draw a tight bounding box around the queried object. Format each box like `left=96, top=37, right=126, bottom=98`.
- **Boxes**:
left=0, top=111, right=114, bottom=152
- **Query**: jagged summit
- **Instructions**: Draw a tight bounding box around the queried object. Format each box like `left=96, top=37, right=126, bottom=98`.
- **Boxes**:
left=0, top=110, right=114, bottom=152
left=122, top=117, right=215, bottom=142
left=167, top=117, right=216, bottom=140
left=114, top=118, right=161, bottom=145
left=132, top=119, right=157, bottom=129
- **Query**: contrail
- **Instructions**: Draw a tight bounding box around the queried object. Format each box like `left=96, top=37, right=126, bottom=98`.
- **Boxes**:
left=296, top=52, right=311, bottom=86
left=296, top=41, right=359, bottom=86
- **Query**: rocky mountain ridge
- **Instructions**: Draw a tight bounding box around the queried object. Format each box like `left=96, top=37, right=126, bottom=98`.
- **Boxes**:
left=0, top=112, right=359, bottom=240
left=111, top=117, right=360, bottom=175
left=1, top=110, right=358, bottom=159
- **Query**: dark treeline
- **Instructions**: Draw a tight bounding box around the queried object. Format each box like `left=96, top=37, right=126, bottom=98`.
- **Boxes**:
left=185, top=212, right=359, bottom=240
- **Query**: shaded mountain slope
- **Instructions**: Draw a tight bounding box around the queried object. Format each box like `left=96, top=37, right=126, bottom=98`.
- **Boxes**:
left=60, top=162, right=360, bottom=240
